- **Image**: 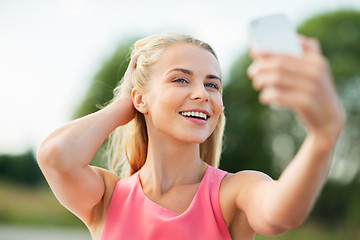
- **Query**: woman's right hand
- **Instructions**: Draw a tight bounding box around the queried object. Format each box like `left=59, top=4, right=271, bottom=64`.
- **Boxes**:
left=247, top=37, right=344, bottom=142
left=120, top=51, right=141, bottom=98
left=112, top=51, right=141, bottom=125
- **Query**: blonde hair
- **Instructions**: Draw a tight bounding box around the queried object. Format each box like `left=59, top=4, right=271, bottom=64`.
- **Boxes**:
left=107, top=33, right=226, bottom=178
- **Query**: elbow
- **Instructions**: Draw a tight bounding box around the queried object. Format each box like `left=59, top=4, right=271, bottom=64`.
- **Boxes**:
left=263, top=213, right=305, bottom=236
left=286, top=217, right=304, bottom=230
left=37, top=139, right=65, bottom=171
left=268, top=219, right=303, bottom=234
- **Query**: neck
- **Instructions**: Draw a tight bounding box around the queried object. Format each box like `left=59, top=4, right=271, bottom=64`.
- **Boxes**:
left=139, top=133, right=207, bottom=195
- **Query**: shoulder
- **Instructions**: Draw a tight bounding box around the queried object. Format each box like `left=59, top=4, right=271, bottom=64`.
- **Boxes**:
left=219, top=170, right=272, bottom=226
left=221, top=170, right=272, bottom=205
left=222, top=170, right=272, bottom=188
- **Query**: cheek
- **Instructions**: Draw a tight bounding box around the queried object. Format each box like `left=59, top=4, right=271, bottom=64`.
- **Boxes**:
left=208, top=94, right=223, bottom=133
left=148, top=88, right=182, bottom=118
left=212, top=94, right=223, bottom=116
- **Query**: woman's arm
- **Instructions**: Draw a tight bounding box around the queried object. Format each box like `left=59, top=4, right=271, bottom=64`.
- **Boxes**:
left=37, top=54, right=138, bottom=226
left=232, top=37, right=344, bottom=235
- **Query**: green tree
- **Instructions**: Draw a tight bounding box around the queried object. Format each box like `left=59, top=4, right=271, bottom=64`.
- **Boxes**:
left=73, top=38, right=137, bottom=119
left=297, top=9, right=360, bottom=224
left=0, top=151, right=43, bottom=186
left=219, top=54, right=275, bottom=176
left=298, top=10, right=360, bottom=184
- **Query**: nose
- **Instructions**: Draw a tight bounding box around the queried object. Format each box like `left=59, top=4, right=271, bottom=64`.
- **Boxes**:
left=190, top=83, right=209, bottom=102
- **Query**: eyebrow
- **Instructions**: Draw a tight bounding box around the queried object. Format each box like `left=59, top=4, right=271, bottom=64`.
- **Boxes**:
left=168, top=68, right=222, bottom=83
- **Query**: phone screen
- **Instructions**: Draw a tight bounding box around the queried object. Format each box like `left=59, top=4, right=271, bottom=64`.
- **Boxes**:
left=249, top=14, right=303, bottom=57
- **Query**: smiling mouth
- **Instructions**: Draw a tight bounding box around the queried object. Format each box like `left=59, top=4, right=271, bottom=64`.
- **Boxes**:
left=179, top=111, right=209, bottom=120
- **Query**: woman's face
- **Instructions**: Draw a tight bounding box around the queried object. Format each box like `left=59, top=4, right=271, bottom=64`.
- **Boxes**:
left=141, top=42, right=223, bottom=144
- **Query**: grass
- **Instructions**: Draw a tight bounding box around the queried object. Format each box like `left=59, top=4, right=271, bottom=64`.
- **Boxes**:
left=0, top=180, right=85, bottom=228
left=255, top=221, right=360, bottom=240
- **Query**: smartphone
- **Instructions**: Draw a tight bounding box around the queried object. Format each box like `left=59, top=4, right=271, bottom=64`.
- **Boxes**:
left=249, top=14, right=303, bottom=57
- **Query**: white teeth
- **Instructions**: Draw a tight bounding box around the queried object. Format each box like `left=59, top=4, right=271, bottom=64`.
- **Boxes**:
left=180, top=111, right=208, bottom=120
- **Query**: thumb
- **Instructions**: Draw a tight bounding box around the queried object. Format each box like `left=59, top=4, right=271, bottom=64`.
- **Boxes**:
left=299, top=35, right=322, bottom=54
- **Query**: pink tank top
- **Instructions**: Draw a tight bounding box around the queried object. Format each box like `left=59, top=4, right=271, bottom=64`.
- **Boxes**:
left=100, top=165, right=232, bottom=239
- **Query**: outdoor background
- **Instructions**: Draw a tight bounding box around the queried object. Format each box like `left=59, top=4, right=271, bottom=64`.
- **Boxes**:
left=0, top=0, right=359, bottom=239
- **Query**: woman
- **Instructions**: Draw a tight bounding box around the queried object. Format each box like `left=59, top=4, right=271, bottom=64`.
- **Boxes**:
left=37, top=33, right=344, bottom=239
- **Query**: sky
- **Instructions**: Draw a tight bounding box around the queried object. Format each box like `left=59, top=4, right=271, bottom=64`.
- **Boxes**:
left=0, top=0, right=359, bottom=154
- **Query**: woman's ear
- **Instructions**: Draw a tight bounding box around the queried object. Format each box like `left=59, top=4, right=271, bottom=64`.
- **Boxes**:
left=132, top=88, right=148, bottom=114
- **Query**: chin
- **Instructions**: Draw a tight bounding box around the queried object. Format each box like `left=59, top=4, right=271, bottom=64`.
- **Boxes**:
left=180, top=134, right=209, bottom=144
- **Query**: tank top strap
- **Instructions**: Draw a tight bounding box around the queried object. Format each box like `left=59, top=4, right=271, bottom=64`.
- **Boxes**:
left=198, top=165, right=230, bottom=238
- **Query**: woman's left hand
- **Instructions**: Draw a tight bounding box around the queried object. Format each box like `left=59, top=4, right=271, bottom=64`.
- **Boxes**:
left=247, top=36, right=345, bottom=141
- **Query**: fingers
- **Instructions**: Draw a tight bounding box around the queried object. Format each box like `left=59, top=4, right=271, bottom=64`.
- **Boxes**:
left=251, top=71, right=315, bottom=95
left=248, top=55, right=320, bottom=92
left=248, top=35, right=322, bottom=60
left=125, top=50, right=142, bottom=78
left=254, top=70, right=318, bottom=110
left=129, top=51, right=141, bottom=69
left=249, top=49, right=266, bottom=59
left=299, top=35, right=322, bottom=54
left=247, top=51, right=329, bottom=111
left=248, top=36, right=344, bottom=137
left=121, top=51, right=142, bottom=97
left=258, top=85, right=314, bottom=111
left=248, top=54, right=301, bottom=80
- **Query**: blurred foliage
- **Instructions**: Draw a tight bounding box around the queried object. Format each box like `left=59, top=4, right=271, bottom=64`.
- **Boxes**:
left=73, top=38, right=138, bottom=119
left=0, top=181, right=84, bottom=227
left=255, top=220, right=360, bottom=240
left=0, top=182, right=84, bottom=227
left=219, top=54, right=276, bottom=177
left=297, top=10, right=360, bottom=224
left=0, top=151, right=43, bottom=186
left=0, top=152, right=85, bottom=227
left=298, top=10, right=360, bottom=81
left=312, top=181, right=360, bottom=224
left=298, top=10, right=360, bottom=186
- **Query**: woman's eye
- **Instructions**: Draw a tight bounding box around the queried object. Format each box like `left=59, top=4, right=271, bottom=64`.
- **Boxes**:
left=173, top=78, right=188, bottom=83
left=205, top=82, right=219, bottom=90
